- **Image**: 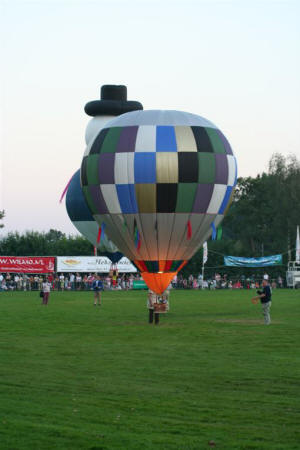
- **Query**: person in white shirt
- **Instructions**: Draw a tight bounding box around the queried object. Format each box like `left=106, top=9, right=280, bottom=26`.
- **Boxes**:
left=59, top=274, right=65, bottom=291
left=76, top=273, right=82, bottom=290
left=147, top=289, right=169, bottom=324
left=70, top=273, right=75, bottom=290
left=64, top=276, right=69, bottom=290
left=34, top=275, right=39, bottom=290
left=147, top=289, right=157, bottom=323
left=14, top=274, right=20, bottom=290
left=42, top=278, right=51, bottom=305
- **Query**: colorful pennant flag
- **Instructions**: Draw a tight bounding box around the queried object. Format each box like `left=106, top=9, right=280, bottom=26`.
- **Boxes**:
left=134, top=219, right=141, bottom=250
left=59, top=174, right=74, bottom=203
left=187, top=220, right=192, bottom=240
left=211, top=222, right=217, bottom=240
left=96, top=222, right=106, bottom=244
left=97, top=227, right=102, bottom=244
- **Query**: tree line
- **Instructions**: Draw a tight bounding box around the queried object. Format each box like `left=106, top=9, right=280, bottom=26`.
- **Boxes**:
left=0, top=229, right=93, bottom=257
left=183, top=153, right=300, bottom=279
left=0, top=153, right=299, bottom=279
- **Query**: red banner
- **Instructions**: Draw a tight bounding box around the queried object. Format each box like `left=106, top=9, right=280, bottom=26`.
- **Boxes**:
left=0, top=257, right=55, bottom=273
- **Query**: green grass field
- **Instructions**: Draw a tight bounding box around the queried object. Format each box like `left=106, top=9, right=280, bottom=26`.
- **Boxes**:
left=0, top=289, right=299, bottom=450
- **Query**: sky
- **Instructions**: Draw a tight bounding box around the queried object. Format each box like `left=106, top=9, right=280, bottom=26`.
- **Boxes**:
left=1, top=0, right=299, bottom=235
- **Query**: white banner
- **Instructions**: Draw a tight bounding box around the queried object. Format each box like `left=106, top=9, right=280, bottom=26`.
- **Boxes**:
left=203, top=242, right=208, bottom=265
left=56, top=256, right=137, bottom=273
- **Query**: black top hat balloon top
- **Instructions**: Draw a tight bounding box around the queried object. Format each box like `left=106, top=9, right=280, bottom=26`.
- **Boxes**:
left=84, top=85, right=143, bottom=117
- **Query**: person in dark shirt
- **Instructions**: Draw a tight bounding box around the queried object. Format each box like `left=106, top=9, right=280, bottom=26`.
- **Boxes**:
left=257, top=279, right=272, bottom=325
left=92, top=275, right=103, bottom=306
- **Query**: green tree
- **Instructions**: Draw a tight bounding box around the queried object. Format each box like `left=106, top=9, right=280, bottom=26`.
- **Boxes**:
left=182, top=153, right=300, bottom=280
left=224, top=153, right=300, bottom=257
left=0, top=230, right=93, bottom=256
left=0, top=210, right=4, bottom=229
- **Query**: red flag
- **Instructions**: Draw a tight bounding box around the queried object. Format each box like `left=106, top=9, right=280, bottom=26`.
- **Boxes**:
left=187, top=220, right=192, bottom=240
left=59, top=174, right=74, bottom=203
left=97, top=227, right=101, bottom=244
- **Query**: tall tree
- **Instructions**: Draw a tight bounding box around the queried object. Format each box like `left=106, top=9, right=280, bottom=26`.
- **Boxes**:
left=223, top=153, right=300, bottom=257
left=0, top=210, right=4, bottom=229
left=183, top=153, right=300, bottom=279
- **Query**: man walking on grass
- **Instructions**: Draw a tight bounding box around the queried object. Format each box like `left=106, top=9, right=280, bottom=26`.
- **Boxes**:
left=92, top=274, right=103, bottom=306
left=257, top=279, right=272, bottom=325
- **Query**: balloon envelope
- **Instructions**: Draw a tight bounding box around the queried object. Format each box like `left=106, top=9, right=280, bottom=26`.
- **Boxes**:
left=81, top=110, right=237, bottom=293
left=66, top=169, right=122, bottom=263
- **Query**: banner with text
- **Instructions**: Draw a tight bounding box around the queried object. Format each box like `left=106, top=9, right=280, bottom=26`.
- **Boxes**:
left=0, top=256, right=55, bottom=273
left=56, top=256, right=137, bottom=273
left=224, top=255, right=282, bottom=267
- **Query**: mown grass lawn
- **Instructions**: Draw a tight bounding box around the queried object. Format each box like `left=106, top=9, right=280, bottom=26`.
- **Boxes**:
left=0, top=288, right=299, bottom=449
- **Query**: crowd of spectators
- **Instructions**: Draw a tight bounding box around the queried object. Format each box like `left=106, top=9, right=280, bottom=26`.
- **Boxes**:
left=0, top=271, right=285, bottom=292
left=0, top=272, right=141, bottom=291
left=171, top=272, right=285, bottom=289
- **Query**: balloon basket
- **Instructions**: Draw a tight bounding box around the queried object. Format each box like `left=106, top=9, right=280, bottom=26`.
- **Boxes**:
left=154, top=303, right=168, bottom=313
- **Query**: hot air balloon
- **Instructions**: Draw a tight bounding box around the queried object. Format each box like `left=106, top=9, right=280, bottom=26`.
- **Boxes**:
left=66, top=169, right=123, bottom=263
left=85, top=84, right=143, bottom=147
left=62, top=84, right=143, bottom=265
left=80, top=110, right=237, bottom=294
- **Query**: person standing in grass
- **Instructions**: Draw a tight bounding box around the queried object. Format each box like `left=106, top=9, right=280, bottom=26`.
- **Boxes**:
left=257, top=279, right=272, bottom=325
left=147, top=289, right=169, bottom=324
left=59, top=273, right=65, bottom=291
left=42, top=277, right=51, bottom=306
left=70, top=273, right=75, bottom=290
left=92, top=275, right=103, bottom=306
left=147, top=289, right=156, bottom=323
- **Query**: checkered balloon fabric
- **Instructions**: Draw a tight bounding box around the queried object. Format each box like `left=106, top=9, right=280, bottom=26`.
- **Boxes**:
left=80, top=110, right=237, bottom=267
